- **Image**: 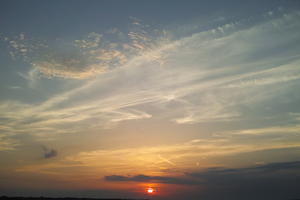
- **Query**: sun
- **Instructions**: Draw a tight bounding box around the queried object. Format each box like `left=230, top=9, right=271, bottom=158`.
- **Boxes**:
left=147, top=187, right=154, bottom=194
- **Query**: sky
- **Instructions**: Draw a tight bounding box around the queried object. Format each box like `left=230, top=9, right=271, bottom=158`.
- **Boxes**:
left=1, top=0, right=300, bottom=199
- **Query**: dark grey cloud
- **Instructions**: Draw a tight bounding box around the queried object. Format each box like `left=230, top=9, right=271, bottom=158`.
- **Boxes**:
left=187, top=160, right=300, bottom=179
left=42, top=146, right=58, bottom=159
left=44, top=149, right=57, bottom=159
left=105, top=174, right=201, bottom=185
left=105, top=160, right=300, bottom=200
left=186, top=160, right=300, bottom=200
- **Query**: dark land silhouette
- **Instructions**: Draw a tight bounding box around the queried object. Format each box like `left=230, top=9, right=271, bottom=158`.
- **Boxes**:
left=0, top=197, right=148, bottom=200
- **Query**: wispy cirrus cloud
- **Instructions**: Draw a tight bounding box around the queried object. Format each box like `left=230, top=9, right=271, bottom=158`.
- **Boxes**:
left=13, top=122, right=300, bottom=186
left=0, top=134, right=18, bottom=151
left=0, top=10, right=300, bottom=151
left=58, top=130, right=300, bottom=177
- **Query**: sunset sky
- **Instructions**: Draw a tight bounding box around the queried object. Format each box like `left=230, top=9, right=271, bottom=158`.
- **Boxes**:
left=1, top=0, right=300, bottom=199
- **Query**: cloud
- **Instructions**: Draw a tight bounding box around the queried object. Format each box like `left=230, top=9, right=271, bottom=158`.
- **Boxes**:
left=74, top=32, right=102, bottom=49
left=8, top=86, right=22, bottom=90
left=1, top=7, right=300, bottom=200
left=17, top=68, right=40, bottom=88
left=104, top=161, right=300, bottom=199
left=1, top=20, right=169, bottom=80
left=31, top=60, right=107, bottom=80
left=42, top=146, right=58, bottom=159
left=0, top=33, right=29, bottom=60
left=0, top=134, right=18, bottom=151
left=188, top=160, right=300, bottom=178
left=61, top=135, right=300, bottom=178
left=0, top=10, right=300, bottom=147
left=230, top=125, right=300, bottom=135
left=105, top=174, right=201, bottom=185
left=185, top=160, right=300, bottom=200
